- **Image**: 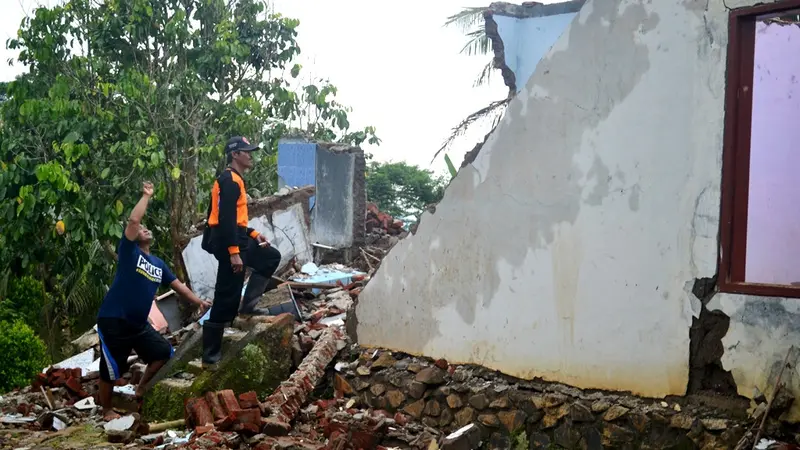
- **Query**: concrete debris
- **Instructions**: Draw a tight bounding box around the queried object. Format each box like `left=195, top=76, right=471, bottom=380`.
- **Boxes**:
left=0, top=414, right=36, bottom=424
left=104, top=414, right=138, bottom=432
left=73, top=397, right=96, bottom=411
left=43, top=348, right=96, bottom=377
left=440, top=424, right=481, bottom=450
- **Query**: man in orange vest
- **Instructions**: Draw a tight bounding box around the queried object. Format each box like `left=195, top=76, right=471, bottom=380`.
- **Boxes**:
left=202, top=136, right=282, bottom=368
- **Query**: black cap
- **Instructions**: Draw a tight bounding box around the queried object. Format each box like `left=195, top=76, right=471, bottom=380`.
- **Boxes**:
left=225, top=136, right=260, bottom=153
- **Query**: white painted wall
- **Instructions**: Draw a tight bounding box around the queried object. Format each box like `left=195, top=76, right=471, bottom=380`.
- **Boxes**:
left=353, top=0, right=800, bottom=421
left=182, top=203, right=312, bottom=300
left=359, top=0, right=800, bottom=420
left=359, top=0, right=722, bottom=399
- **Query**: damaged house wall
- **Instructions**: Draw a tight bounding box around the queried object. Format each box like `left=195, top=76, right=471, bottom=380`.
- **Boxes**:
left=311, top=144, right=367, bottom=250
left=358, top=0, right=800, bottom=421
left=708, top=17, right=800, bottom=422
left=277, top=139, right=317, bottom=209
left=489, top=1, right=584, bottom=93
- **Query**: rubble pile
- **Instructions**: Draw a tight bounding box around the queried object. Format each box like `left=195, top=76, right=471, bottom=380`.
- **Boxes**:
left=33, top=367, right=92, bottom=402
left=366, top=203, right=405, bottom=236
left=4, top=252, right=800, bottom=449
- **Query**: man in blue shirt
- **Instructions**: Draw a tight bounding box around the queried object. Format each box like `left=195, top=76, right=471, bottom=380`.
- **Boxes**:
left=96, top=182, right=210, bottom=420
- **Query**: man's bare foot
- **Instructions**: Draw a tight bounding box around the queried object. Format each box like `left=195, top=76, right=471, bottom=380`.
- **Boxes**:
left=103, top=409, right=122, bottom=421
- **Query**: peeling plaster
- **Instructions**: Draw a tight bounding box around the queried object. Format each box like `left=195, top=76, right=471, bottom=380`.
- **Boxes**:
left=358, top=0, right=800, bottom=415
left=709, top=294, right=800, bottom=421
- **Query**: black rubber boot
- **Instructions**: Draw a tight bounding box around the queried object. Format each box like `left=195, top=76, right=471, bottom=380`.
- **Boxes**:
left=202, top=321, right=225, bottom=370
left=239, top=273, right=271, bottom=315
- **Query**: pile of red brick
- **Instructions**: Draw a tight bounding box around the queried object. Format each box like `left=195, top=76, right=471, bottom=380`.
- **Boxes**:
left=32, top=368, right=90, bottom=400
left=180, top=327, right=344, bottom=448
left=185, top=389, right=263, bottom=435
left=262, top=327, right=343, bottom=427
left=366, top=203, right=404, bottom=236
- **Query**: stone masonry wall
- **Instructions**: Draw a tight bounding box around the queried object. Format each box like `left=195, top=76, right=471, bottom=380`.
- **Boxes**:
left=335, top=349, right=750, bottom=449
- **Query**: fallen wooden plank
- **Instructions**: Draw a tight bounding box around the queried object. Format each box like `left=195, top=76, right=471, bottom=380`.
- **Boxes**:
left=156, top=290, right=175, bottom=301
left=147, top=419, right=185, bottom=433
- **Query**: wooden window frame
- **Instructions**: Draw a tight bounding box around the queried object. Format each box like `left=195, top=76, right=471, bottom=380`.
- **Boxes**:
left=719, top=0, right=800, bottom=297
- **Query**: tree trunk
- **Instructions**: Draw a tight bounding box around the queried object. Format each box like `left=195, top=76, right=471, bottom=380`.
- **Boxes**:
left=168, top=146, right=199, bottom=284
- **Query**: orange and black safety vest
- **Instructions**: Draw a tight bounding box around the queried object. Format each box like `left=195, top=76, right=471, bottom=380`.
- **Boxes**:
left=208, top=167, right=260, bottom=255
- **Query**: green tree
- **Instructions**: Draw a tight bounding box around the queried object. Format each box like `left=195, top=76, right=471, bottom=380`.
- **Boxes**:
left=0, top=0, right=377, bottom=346
left=0, top=276, right=46, bottom=333
left=366, top=161, right=445, bottom=218
left=0, top=320, right=49, bottom=393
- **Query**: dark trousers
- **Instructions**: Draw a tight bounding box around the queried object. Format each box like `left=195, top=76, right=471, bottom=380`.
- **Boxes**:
left=210, top=236, right=282, bottom=323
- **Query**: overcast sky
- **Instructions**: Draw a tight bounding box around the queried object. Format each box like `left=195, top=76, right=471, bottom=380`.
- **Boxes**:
left=0, top=0, right=529, bottom=174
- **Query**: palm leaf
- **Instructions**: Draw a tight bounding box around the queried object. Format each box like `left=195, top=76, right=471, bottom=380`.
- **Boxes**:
left=57, top=241, right=106, bottom=318
left=460, top=29, right=490, bottom=56
left=443, top=7, right=487, bottom=33
left=474, top=61, right=493, bottom=87
left=444, top=154, right=458, bottom=179
left=432, top=97, right=511, bottom=163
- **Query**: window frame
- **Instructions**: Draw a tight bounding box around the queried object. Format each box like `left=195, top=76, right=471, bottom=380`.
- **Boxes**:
left=719, top=0, right=800, bottom=297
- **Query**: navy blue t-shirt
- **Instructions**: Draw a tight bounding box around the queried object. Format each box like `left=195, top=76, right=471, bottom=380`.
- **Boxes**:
left=97, top=236, right=176, bottom=325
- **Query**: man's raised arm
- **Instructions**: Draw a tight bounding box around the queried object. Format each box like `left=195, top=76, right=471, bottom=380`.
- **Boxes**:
left=125, top=182, right=154, bottom=241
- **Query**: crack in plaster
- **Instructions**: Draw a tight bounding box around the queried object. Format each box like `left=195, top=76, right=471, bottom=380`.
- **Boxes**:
left=358, top=0, right=662, bottom=394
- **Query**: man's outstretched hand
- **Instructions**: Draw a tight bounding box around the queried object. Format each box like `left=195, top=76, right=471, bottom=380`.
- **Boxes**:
left=142, top=181, right=154, bottom=198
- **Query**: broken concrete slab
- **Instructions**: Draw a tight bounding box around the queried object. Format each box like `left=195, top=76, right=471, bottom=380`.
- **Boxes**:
left=43, top=349, right=96, bottom=377
left=142, top=314, right=295, bottom=422
left=103, top=414, right=138, bottom=432
left=70, top=327, right=98, bottom=353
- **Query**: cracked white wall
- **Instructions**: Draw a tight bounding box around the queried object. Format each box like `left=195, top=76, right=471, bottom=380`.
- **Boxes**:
left=358, top=0, right=722, bottom=398
left=358, top=0, right=800, bottom=418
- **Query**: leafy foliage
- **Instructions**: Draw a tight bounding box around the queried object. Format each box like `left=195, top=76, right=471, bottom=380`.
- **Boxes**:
left=440, top=5, right=509, bottom=164
left=366, top=161, right=445, bottom=218
left=0, top=0, right=377, bottom=336
left=511, top=429, right=530, bottom=450
left=0, top=320, right=49, bottom=393
left=443, top=154, right=458, bottom=179
left=0, top=276, right=46, bottom=332
left=444, top=7, right=490, bottom=56
left=444, top=7, right=491, bottom=86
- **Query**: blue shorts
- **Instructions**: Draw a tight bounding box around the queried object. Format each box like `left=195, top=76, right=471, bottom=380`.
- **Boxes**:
left=96, top=317, right=174, bottom=382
